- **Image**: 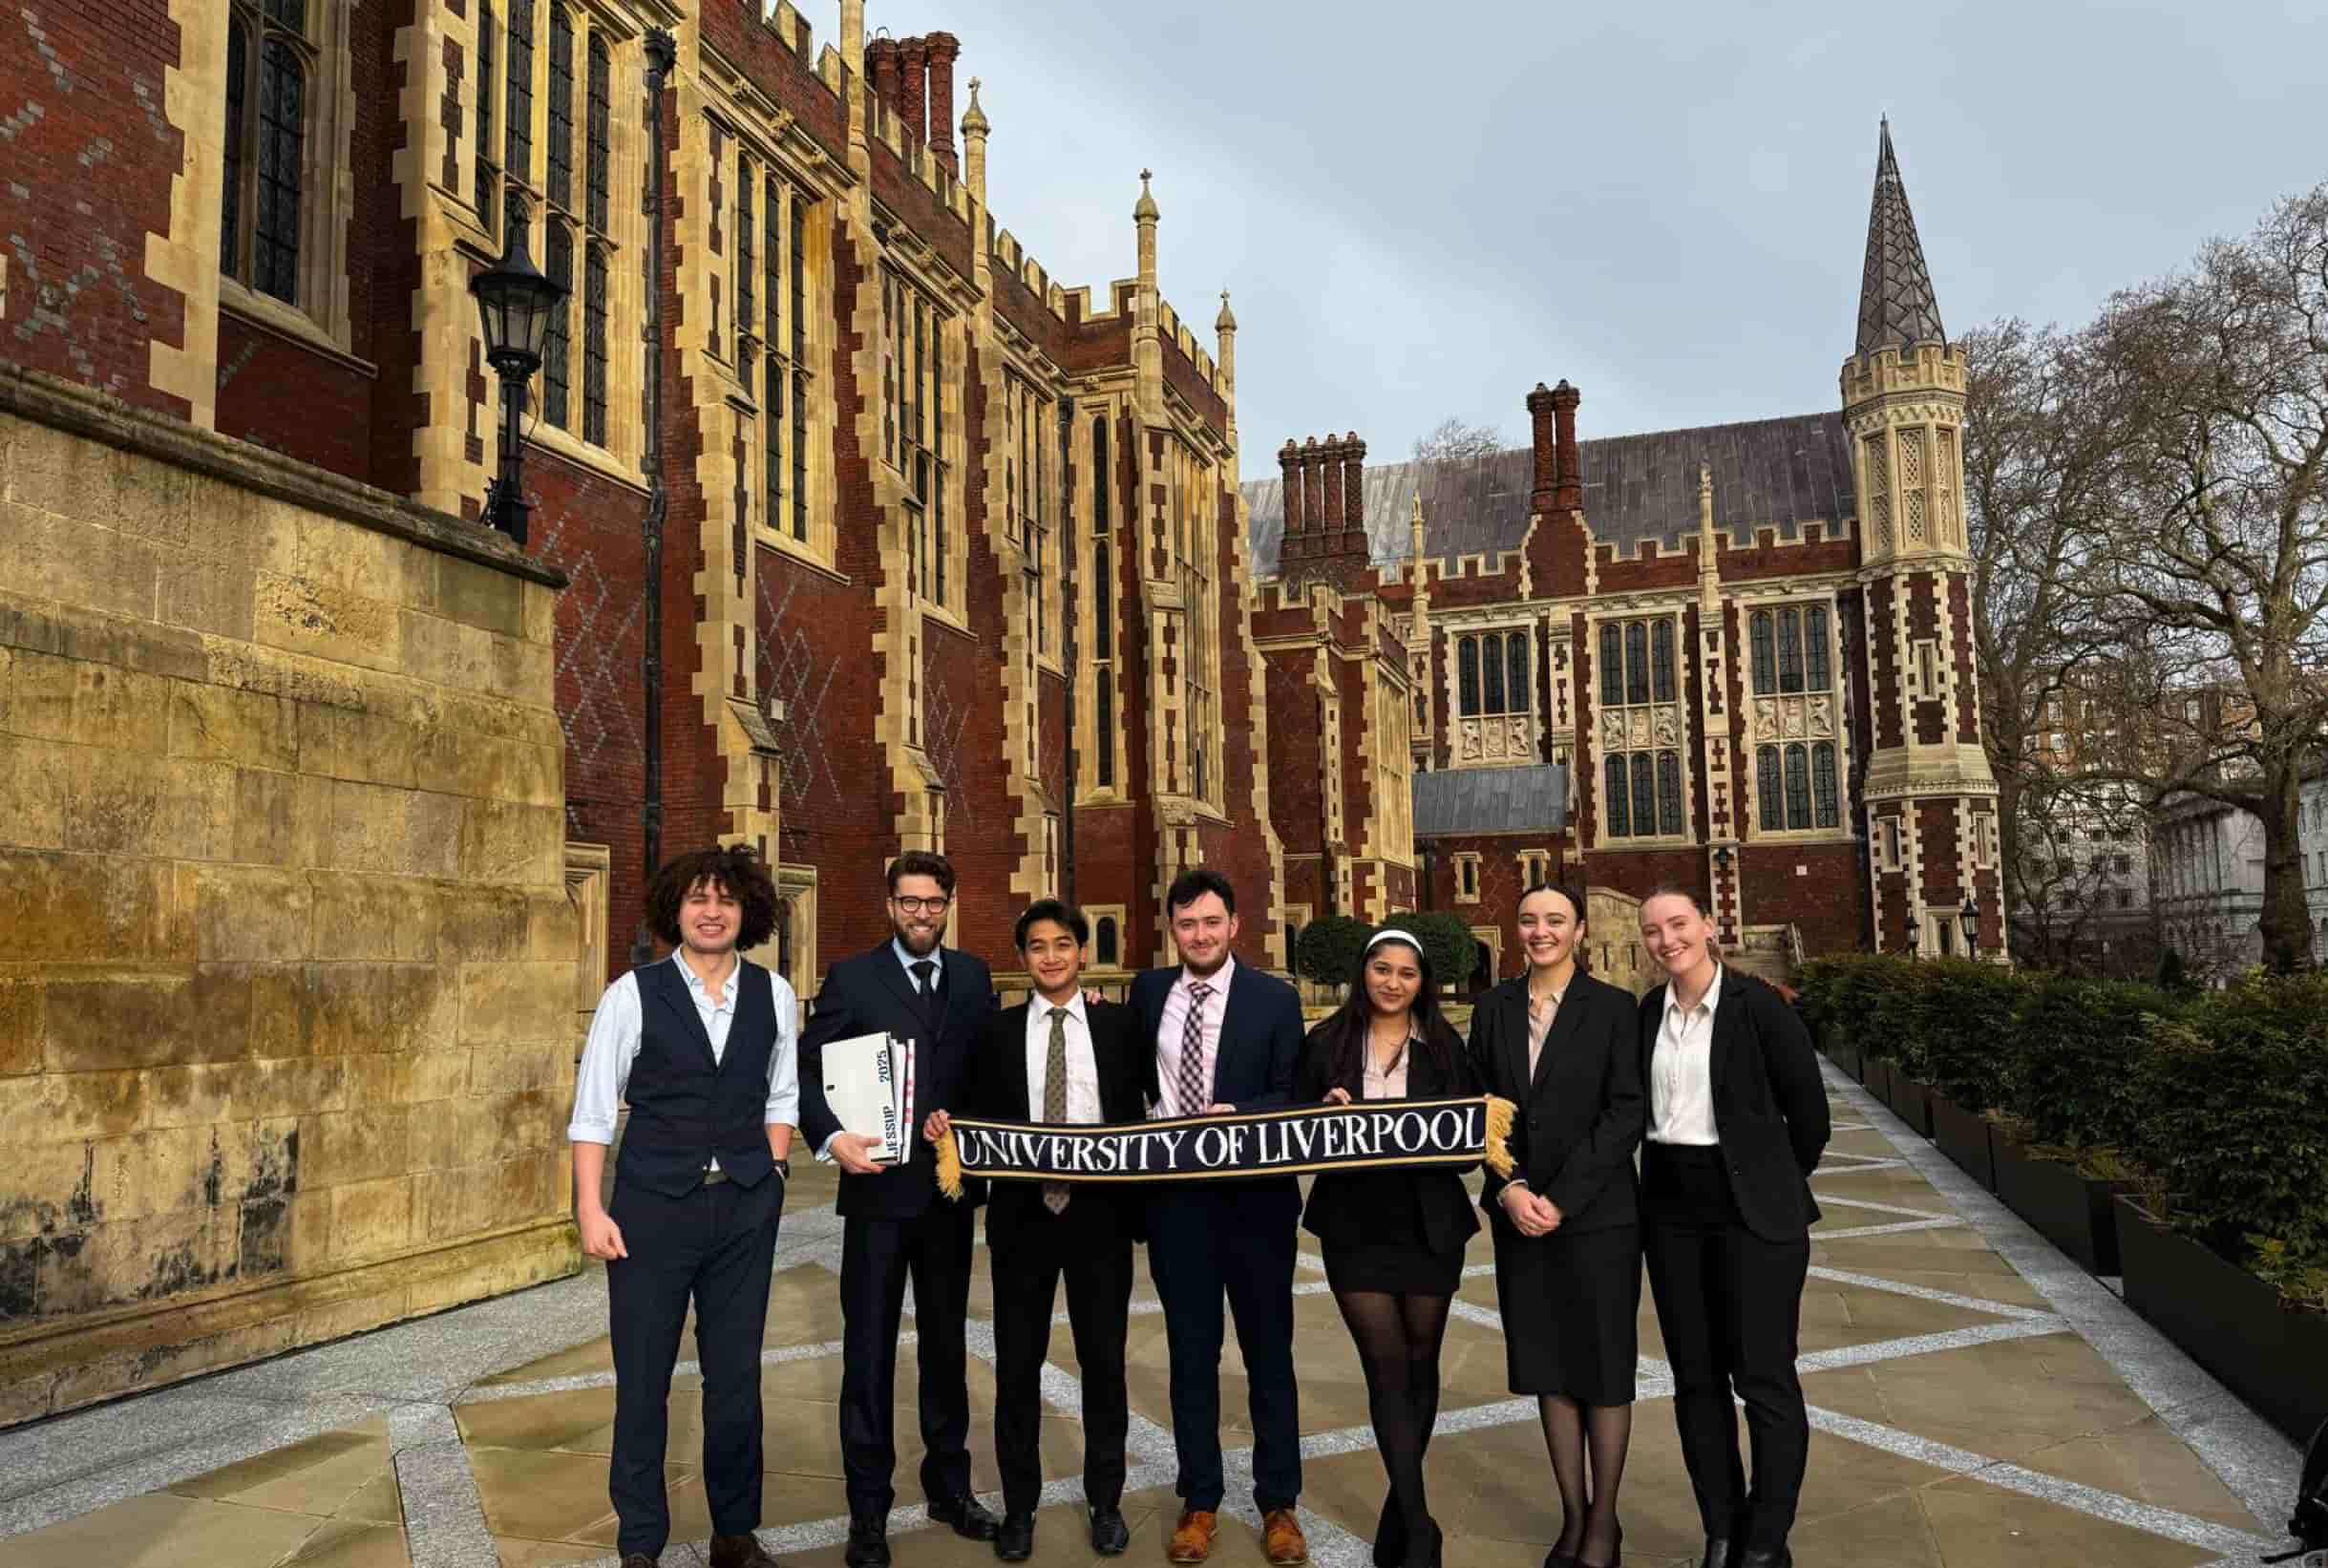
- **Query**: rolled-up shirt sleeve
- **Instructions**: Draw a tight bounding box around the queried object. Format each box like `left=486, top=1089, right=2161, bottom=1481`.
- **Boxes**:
left=567, top=972, right=644, bottom=1145
left=765, top=977, right=801, bottom=1127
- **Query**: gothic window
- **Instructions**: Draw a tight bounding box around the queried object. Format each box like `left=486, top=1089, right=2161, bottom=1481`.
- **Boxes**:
left=1458, top=631, right=1531, bottom=719
left=582, top=246, right=607, bottom=445
left=1598, top=614, right=1684, bottom=839
left=1806, top=604, right=1831, bottom=690
left=1750, top=610, right=1776, bottom=695
left=889, top=270, right=957, bottom=607
left=541, top=222, right=572, bottom=429
left=1092, top=543, right=1112, bottom=661
left=1812, top=741, right=1839, bottom=829
left=545, top=7, right=574, bottom=210
left=474, top=4, right=497, bottom=231
left=1458, top=638, right=1481, bottom=716
left=1630, top=753, right=1656, bottom=838
left=1482, top=638, right=1506, bottom=715
left=1652, top=618, right=1676, bottom=703
left=220, top=0, right=313, bottom=304
left=735, top=171, right=754, bottom=366
left=791, top=193, right=810, bottom=542
left=503, top=0, right=534, bottom=188
left=1604, top=755, right=1630, bottom=838
left=1599, top=624, right=1621, bottom=708
left=585, top=36, right=610, bottom=233
left=1092, top=414, right=1111, bottom=531
left=1624, top=622, right=1649, bottom=706
left=1095, top=669, right=1116, bottom=788
left=1778, top=607, right=1804, bottom=693
left=1507, top=635, right=1530, bottom=717
left=1757, top=745, right=1783, bottom=832
left=1784, top=743, right=1811, bottom=830
left=1657, top=750, right=1683, bottom=837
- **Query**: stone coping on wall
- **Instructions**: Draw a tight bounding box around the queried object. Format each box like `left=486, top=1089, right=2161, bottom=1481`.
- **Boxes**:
left=0, top=366, right=568, bottom=592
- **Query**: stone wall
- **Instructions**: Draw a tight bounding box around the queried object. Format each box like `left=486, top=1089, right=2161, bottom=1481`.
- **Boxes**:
left=0, top=368, right=579, bottom=1425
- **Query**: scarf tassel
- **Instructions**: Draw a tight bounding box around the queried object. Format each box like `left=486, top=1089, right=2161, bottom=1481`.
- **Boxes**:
left=935, top=1126, right=964, bottom=1201
left=1483, top=1093, right=1516, bottom=1178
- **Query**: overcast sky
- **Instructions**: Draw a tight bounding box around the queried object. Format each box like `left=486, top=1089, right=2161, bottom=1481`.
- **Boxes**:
left=816, top=0, right=2328, bottom=480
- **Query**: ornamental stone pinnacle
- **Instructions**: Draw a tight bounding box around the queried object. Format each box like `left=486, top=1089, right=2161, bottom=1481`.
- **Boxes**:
left=1134, top=168, right=1159, bottom=222
left=1853, top=118, right=1947, bottom=356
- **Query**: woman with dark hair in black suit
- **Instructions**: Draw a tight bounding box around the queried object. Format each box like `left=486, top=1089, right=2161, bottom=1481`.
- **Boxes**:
left=1470, top=882, right=1646, bottom=1568
left=1297, top=927, right=1481, bottom=1568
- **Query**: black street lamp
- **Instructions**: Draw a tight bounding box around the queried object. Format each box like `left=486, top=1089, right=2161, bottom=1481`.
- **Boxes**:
left=1960, top=895, right=1980, bottom=957
left=470, top=190, right=566, bottom=546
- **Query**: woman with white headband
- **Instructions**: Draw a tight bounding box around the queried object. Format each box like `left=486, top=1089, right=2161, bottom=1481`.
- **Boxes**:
left=1294, top=924, right=1481, bottom=1568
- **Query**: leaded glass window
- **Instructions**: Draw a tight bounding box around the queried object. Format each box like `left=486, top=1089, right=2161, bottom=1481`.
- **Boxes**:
left=585, top=35, right=609, bottom=233
left=545, top=8, right=573, bottom=209
left=582, top=245, right=607, bottom=445
left=541, top=222, right=571, bottom=429
left=1652, top=618, right=1676, bottom=703
left=1784, top=742, right=1810, bottom=830
left=1604, top=756, right=1630, bottom=837
left=1812, top=741, right=1839, bottom=829
left=1750, top=610, right=1776, bottom=694
left=1757, top=745, right=1783, bottom=831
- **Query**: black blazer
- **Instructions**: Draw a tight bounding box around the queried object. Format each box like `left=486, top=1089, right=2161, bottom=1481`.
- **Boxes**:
left=1636, top=969, right=1831, bottom=1242
left=799, top=943, right=996, bottom=1219
left=1469, top=970, right=1644, bottom=1237
left=1129, top=959, right=1303, bottom=1207
left=1294, top=1022, right=1483, bottom=1257
left=965, top=997, right=1151, bottom=1246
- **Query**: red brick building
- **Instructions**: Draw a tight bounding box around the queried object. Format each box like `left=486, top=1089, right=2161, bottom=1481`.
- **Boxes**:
left=1245, top=123, right=2002, bottom=984
left=0, top=0, right=1284, bottom=993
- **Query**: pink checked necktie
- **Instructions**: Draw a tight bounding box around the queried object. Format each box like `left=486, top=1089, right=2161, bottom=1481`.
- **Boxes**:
left=1175, top=982, right=1213, bottom=1116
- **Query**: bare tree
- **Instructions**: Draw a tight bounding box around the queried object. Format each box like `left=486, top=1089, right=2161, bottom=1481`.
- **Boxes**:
left=2086, top=186, right=2328, bottom=972
left=1961, top=318, right=2134, bottom=962
left=1413, top=416, right=1504, bottom=464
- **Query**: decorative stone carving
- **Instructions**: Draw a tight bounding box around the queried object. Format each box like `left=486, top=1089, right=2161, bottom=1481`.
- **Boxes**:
left=1754, top=699, right=1778, bottom=739
left=1654, top=708, right=1678, bottom=747
left=1810, top=695, right=1834, bottom=737
left=1601, top=708, right=1626, bottom=747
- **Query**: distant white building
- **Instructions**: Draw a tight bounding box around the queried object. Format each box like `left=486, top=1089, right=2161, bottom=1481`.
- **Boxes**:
left=2152, top=776, right=2328, bottom=975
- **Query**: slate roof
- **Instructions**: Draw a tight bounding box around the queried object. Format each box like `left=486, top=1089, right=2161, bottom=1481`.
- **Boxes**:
left=1412, top=762, right=1569, bottom=838
left=1241, top=412, right=1855, bottom=578
left=1855, top=119, right=1947, bottom=356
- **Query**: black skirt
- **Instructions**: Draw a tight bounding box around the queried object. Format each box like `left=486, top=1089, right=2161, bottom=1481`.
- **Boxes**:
left=1321, top=1189, right=1466, bottom=1296
left=1492, top=1220, right=1641, bottom=1405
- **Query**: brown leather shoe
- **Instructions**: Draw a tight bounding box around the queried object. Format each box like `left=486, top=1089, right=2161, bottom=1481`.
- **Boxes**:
left=1261, top=1509, right=1308, bottom=1565
left=1167, top=1509, right=1217, bottom=1563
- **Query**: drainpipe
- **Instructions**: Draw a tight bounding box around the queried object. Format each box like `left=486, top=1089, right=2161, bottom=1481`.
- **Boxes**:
left=1059, top=395, right=1078, bottom=908
left=631, top=28, right=675, bottom=967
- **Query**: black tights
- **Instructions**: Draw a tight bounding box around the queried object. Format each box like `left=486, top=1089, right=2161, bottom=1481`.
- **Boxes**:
left=1539, top=1395, right=1632, bottom=1565
left=1333, top=1289, right=1451, bottom=1554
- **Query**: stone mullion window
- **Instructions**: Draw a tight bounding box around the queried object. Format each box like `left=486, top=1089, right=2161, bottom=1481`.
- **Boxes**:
left=887, top=265, right=953, bottom=609
left=220, top=0, right=315, bottom=305
left=1745, top=597, right=1844, bottom=834
left=474, top=3, right=498, bottom=235
left=1090, top=411, right=1116, bottom=793
left=760, top=174, right=782, bottom=540
left=503, top=0, right=534, bottom=192
left=790, top=193, right=809, bottom=544
left=545, top=7, right=573, bottom=211
left=1593, top=612, right=1686, bottom=841
left=734, top=163, right=754, bottom=369
left=541, top=222, right=572, bottom=428
left=585, top=35, right=610, bottom=232
left=582, top=246, right=607, bottom=445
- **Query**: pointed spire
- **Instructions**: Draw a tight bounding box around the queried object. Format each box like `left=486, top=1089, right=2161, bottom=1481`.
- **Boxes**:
left=1853, top=118, right=1946, bottom=356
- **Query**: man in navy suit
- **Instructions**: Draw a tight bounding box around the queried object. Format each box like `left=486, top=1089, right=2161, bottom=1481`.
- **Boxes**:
left=1129, top=869, right=1309, bottom=1565
left=798, top=851, right=1002, bottom=1568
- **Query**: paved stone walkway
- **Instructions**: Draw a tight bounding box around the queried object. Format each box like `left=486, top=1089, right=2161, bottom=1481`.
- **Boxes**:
left=0, top=1066, right=2303, bottom=1568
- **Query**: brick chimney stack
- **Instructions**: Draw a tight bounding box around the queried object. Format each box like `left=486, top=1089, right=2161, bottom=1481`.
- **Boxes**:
left=925, top=32, right=960, bottom=174
left=1552, top=379, right=1582, bottom=512
left=1279, top=440, right=1305, bottom=540
left=1317, top=435, right=1344, bottom=547
left=1526, top=382, right=1558, bottom=514
left=867, top=36, right=900, bottom=127
left=1341, top=433, right=1365, bottom=542
left=900, top=35, right=928, bottom=146
left=1301, top=436, right=1324, bottom=537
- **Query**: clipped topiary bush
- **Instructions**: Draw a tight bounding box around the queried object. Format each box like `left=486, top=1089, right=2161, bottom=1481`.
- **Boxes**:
left=1911, top=959, right=2034, bottom=1111
left=1295, top=915, right=1372, bottom=986
left=2005, top=976, right=2174, bottom=1153
left=1398, top=910, right=1481, bottom=992
left=2123, top=972, right=2328, bottom=1268
left=1864, top=955, right=1934, bottom=1077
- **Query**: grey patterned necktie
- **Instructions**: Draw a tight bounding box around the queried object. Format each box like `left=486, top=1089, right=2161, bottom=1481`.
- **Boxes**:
left=1175, top=982, right=1214, bottom=1117
left=1043, top=1006, right=1071, bottom=1215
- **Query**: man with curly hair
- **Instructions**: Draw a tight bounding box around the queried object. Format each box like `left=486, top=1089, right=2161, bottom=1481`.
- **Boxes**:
left=568, top=844, right=800, bottom=1568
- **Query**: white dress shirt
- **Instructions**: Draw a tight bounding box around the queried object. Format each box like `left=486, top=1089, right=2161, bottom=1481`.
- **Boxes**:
left=567, top=953, right=802, bottom=1173
left=1647, top=965, right=1723, bottom=1147
left=1361, top=1033, right=1413, bottom=1101
left=1153, top=955, right=1236, bottom=1117
left=1026, top=992, right=1102, bottom=1125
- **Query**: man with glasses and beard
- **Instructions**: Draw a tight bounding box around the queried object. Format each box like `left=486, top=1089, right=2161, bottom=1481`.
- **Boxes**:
left=799, top=851, right=1001, bottom=1568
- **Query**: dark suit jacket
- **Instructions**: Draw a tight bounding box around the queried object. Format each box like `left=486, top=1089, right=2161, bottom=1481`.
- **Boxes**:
left=1637, top=969, right=1831, bottom=1242
left=799, top=943, right=996, bottom=1219
left=1294, top=1021, right=1483, bottom=1257
left=966, top=997, right=1150, bottom=1247
left=1129, top=958, right=1303, bottom=1209
left=1468, top=971, right=1644, bottom=1237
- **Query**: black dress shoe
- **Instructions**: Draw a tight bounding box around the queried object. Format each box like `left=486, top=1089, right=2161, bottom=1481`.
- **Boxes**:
left=709, top=1534, right=781, bottom=1568
left=993, top=1511, right=1036, bottom=1560
left=1698, top=1539, right=1732, bottom=1568
left=1090, top=1506, right=1131, bottom=1555
left=928, top=1494, right=1003, bottom=1540
left=843, top=1517, right=890, bottom=1568
left=1735, top=1550, right=1790, bottom=1568
left=620, top=1557, right=659, bottom=1568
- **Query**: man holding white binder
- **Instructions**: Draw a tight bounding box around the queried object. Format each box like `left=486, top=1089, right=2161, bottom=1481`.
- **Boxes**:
left=798, top=851, right=1001, bottom=1568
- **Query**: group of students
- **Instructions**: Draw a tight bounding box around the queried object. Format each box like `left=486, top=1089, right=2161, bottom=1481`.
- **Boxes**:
left=568, top=843, right=1830, bottom=1568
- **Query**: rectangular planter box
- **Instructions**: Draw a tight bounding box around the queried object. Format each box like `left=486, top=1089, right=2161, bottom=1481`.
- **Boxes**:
left=1930, top=1094, right=1996, bottom=1191
left=1826, top=1035, right=1864, bottom=1082
left=1992, top=1137, right=2125, bottom=1274
left=1863, top=1055, right=1893, bottom=1107
left=1888, top=1073, right=1935, bottom=1139
left=2116, top=1197, right=2328, bottom=1445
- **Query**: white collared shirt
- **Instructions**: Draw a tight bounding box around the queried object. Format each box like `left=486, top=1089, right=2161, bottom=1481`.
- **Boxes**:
left=567, top=953, right=802, bottom=1165
left=1153, top=955, right=1237, bottom=1117
left=1026, top=992, right=1102, bottom=1125
left=1647, top=965, right=1723, bottom=1147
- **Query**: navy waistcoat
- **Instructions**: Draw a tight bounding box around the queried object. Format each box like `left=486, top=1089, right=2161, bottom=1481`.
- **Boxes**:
left=617, top=958, right=778, bottom=1197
